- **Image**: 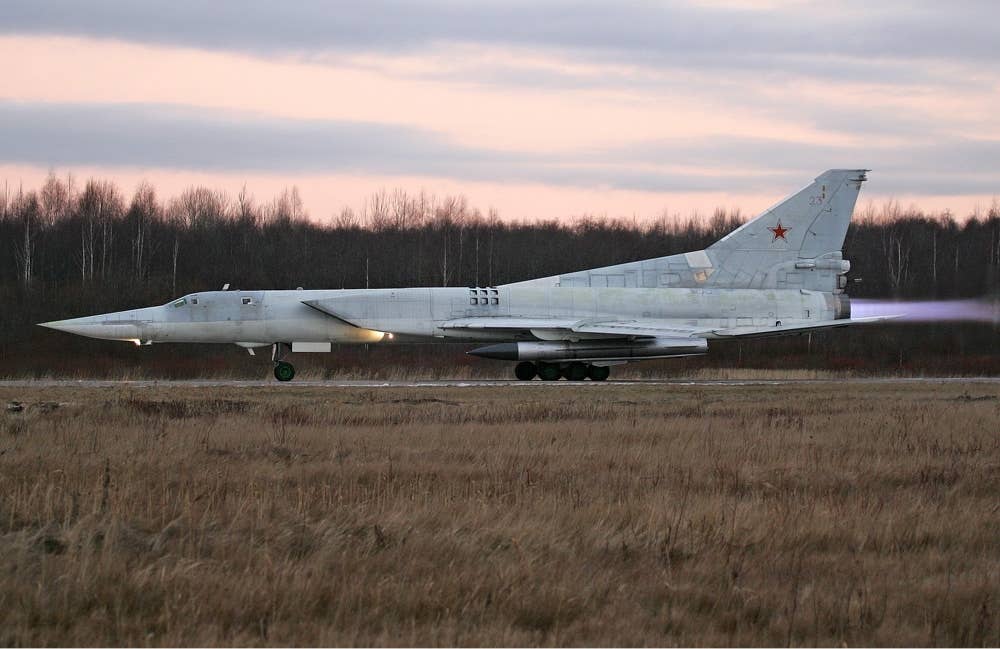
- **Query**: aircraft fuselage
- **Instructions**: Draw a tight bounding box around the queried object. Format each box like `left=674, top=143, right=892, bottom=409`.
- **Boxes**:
left=42, top=285, right=839, bottom=346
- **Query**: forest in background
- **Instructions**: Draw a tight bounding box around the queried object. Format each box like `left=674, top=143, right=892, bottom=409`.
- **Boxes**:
left=1, top=173, right=999, bottom=377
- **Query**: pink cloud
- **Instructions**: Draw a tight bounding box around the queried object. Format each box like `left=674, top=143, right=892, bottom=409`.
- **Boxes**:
left=0, top=35, right=846, bottom=151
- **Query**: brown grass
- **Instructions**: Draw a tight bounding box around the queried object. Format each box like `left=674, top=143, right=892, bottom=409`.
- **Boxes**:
left=1, top=381, right=999, bottom=646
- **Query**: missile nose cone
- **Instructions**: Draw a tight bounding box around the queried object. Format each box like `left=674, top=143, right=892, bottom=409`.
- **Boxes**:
left=468, top=343, right=519, bottom=360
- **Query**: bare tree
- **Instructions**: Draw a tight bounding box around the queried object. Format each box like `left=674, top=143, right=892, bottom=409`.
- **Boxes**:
left=235, top=184, right=258, bottom=226
left=266, top=186, right=305, bottom=224
left=128, top=182, right=159, bottom=283
left=334, top=206, right=358, bottom=229
left=175, top=186, right=230, bottom=227
left=364, top=189, right=392, bottom=231
left=39, top=172, right=71, bottom=226
left=12, top=186, right=39, bottom=289
left=0, top=181, right=9, bottom=224
left=77, top=180, right=124, bottom=283
left=878, top=201, right=910, bottom=296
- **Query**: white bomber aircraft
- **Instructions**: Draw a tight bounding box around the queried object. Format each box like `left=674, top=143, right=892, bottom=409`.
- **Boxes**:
left=41, top=170, right=889, bottom=381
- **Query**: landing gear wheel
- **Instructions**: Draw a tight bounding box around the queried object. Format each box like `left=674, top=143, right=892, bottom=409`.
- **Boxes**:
left=273, top=361, right=296, bottom=382
left=537, top=363, right=561, bottom=381
left=563, top=362, right=588, bottom=381
left=514, top=361, right=537, bottom=381
left=587, top=364, right=611, bottom=381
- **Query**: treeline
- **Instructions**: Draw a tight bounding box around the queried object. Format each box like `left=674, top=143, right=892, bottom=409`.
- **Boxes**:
left=1, top=174, right=998, bottom=376
left=4, top=174, right=1000, bottom=298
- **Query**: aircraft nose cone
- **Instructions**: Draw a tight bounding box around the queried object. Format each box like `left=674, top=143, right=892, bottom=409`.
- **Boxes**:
left=38, top=316, right=105, bottom=337
left=38, top=314, right=145, bottom=342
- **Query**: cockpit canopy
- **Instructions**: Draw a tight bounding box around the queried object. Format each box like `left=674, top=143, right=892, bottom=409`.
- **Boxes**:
left=169, top=295, right=200, bottom=308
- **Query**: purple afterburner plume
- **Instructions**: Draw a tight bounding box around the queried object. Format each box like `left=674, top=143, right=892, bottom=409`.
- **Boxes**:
left=852, top=299, right=1000, bottom=324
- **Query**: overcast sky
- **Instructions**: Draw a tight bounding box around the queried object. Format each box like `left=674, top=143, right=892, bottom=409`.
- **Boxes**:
left=3, top=0, right=998, bottom=220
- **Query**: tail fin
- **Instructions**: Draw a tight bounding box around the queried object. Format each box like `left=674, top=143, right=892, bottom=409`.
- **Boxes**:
left=508, top=169, right=868, bottom=292
left=709, top=169, right=867, bottom=258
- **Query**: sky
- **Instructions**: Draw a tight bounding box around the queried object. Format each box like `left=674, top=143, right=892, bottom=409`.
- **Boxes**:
left=2, top=0, right=998, bottom=222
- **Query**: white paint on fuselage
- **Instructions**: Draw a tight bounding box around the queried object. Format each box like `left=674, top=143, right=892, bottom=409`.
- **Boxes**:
left=41, top=285, right=834, bottom=346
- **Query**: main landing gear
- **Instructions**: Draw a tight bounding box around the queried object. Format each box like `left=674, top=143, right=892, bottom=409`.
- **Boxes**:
left=272, top=343, right=296, bottom=381
left=514, top=361, right=611, bottom=381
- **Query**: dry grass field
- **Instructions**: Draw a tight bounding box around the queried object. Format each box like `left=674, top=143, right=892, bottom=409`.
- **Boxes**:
left=1, top=380, right=998, bottom=646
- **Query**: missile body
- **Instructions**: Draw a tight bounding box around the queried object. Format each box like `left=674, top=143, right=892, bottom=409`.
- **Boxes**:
left=468, top=338, right=707, bottom=361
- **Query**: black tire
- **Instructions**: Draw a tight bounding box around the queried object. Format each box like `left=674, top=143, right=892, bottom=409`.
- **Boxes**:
left=563, top=362, right=588, bottom=381
left=587, top=365, right=610, bottom=381
left=537, top=363, right=561, bottom=381
left=273, top=361, right=296, bottom=382
left=514, top=361, right=537, bottom=381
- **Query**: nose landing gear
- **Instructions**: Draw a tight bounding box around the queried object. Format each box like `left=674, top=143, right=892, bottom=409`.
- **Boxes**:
left=271, top=343, right=296, bottom=381
left=273, top=361, right=296, bottom=381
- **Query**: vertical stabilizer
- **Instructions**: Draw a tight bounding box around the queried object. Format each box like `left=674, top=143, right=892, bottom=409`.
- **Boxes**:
left=709, top=169, right=867, bottom=258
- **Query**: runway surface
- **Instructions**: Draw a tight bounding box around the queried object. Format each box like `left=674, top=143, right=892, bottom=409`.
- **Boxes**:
left=2, top=377, right=999, bottom=388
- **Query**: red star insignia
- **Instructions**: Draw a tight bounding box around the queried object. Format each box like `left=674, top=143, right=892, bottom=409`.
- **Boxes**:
left=769, top=221, right=790, bottom=241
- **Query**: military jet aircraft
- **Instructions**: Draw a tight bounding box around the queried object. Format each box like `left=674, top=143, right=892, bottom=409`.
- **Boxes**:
left=40, top=169, right=889, bottom=381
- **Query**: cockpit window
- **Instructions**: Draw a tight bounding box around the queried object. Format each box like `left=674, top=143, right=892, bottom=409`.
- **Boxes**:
left=172, top=298, right=187, bottom=308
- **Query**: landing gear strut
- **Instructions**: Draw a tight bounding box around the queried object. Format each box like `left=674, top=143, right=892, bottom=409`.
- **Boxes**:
left=272, top=343, right=295, bottom=381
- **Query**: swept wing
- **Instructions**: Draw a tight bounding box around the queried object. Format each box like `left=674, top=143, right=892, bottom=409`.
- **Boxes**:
left=438, top=315, right=898, bottom=340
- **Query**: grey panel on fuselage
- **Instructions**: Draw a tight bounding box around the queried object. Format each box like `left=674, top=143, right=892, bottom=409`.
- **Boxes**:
left=135, top=290, right=383, bottom=344
left=152, top=291, right=261, bottom=342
